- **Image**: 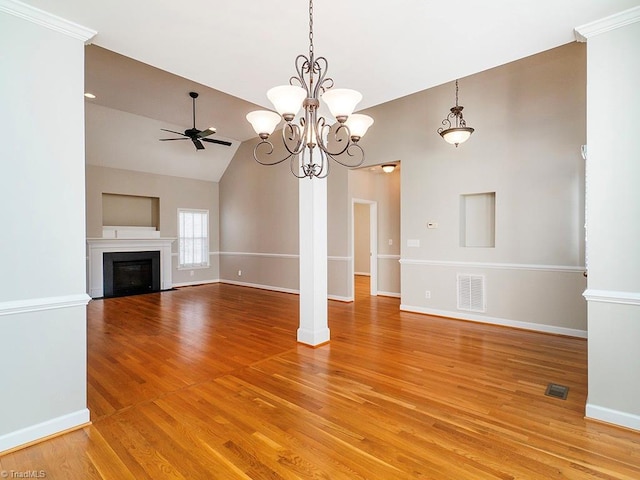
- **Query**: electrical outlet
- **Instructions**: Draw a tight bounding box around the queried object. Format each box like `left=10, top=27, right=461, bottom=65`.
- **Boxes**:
left=238, top=270, right=242, bottom=277
left=425, top=290, right=431, bottom=299
left=190, top=270, right=194, bottom=277
left=388, top=239, right=393, bottom=246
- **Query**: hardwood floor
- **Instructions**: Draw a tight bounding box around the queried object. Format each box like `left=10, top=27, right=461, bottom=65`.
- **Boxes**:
left=2, top=277, right=639, bottom=479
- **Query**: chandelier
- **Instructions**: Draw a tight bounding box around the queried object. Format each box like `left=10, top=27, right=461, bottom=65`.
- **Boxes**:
left=437, top=79, right=474, bottom=147
left=246, top=0, right=374, bottom=179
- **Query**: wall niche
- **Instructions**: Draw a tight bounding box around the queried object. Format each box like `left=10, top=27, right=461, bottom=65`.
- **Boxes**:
left=102, top=193, right=160, bottom=229
left=460, top=192, right=495, bottom=248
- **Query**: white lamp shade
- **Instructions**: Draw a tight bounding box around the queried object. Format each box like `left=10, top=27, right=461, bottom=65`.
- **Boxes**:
left=267, top=85, right=307, bottom=117
left=441, top=127, right=473, bottom=145
left=246, top=110, right=282, bottom=136
left=321, top=88, right=362, bottom=119
left=345, top=114, right=374, bottom=138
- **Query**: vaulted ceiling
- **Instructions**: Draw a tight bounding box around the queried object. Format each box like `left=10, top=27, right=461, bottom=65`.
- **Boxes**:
left=19, top=0, right=640, bottom=180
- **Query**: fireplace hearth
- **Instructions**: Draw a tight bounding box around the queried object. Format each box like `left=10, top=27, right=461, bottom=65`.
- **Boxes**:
left=103, top=251, right=160, bottom=298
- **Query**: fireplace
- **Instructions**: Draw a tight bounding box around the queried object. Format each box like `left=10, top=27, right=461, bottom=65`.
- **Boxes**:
left=103, top=251, right=161, bottom=298
left=87, top=237, right=174, bottom=298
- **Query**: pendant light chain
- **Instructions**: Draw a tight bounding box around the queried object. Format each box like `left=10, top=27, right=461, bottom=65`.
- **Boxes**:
left=455, top=79, right=459, bottom=107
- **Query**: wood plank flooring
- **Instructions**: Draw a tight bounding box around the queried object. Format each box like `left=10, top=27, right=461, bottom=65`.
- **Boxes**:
left=2, top=277, right=639, bottom=479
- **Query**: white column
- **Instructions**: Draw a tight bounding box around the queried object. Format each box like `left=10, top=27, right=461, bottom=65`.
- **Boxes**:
left=298, top=177, right=330, bottom=345
left=576, top=7, right=640, bottom=432
left=0, top=2, right=95, bottom=452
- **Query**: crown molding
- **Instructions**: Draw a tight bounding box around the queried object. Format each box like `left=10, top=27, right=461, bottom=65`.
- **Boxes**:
left=575, top=6, right=640, bottom=42
left=0, top=0, right=96, bottom=42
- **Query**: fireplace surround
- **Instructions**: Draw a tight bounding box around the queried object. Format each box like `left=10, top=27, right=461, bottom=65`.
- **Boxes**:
left=87, top=235, right=175, bottom=298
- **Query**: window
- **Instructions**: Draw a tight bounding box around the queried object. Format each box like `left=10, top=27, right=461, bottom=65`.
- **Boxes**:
left=178, top=209, right=209, bottom=268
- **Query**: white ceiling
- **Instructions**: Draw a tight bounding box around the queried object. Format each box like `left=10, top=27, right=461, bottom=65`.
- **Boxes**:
left=18, top=0, right=640, bottom=180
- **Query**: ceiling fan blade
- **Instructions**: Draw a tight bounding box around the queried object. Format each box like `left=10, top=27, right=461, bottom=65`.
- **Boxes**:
left=192, top=138, right=205, bottom=150
left=160, top=128, right=187, bottom=136
left=196, top=128, right=216, bottom=139
left=201, top=138, right=232, bottom=147
left=159, top=138, right=189, bottom=141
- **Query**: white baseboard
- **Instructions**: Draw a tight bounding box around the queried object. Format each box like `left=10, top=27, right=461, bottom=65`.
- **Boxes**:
left=399, top=304, right=587, bottom=338
left=329, top=294, right=353, bottom=302
left=173, top=279, right=220, bottom=288
left=377, top=291, right=401, bottom=298
left=178, top=280, right=355, bottom=302
left=586, top=402, right=640, bottom=432
left=0, top=408, right=90, bottom=453
left=221, top=280, right=299, bottom=296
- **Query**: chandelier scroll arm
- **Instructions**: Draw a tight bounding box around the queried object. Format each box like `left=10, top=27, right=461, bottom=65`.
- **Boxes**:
left=314, top=121, right=348, bottom=157
left=326, top=142, right=365, bottom=170
left=281, top=122, right=306, bottom=157
left=312, top=56, right=333, bottom=99
left=252, top=139, right=296, bottom=167
left=292, top=55, right=311, bottom=92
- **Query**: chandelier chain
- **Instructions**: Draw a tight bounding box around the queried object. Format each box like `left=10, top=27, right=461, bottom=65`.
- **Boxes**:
left=308, top=0, right=314, bottom=58
left=455, top=79, right=459, bottom=107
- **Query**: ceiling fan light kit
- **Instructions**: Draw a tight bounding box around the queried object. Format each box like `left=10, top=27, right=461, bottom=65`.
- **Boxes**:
left=246, top=0, right=373, bottom=179
left=159, top=91, right=232, bottom=150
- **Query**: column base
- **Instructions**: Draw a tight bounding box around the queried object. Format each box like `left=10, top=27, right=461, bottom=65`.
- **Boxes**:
left=297, top=327, right=330, bottom=346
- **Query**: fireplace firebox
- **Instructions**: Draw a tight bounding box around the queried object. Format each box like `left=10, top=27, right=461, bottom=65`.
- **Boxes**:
left=103, top=251, right=161, bottom=298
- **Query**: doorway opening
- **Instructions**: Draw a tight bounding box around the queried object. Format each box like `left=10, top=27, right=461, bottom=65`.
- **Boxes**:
left=352, top=199, right=377, bottom=297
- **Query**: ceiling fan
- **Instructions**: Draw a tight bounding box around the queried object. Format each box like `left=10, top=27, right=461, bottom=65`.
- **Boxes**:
left=159, top=91, right=232, bottom=150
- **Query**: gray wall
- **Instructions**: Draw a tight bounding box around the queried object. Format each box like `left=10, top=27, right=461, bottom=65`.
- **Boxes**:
left=219, top=41, right=587, bottom=335
left=218, top=136, right=355, bottom=300
left=219, top=137, right=300, bottom=292
left=85, top=165, right=220, bottom=286
left=359, top=42, right=587, bottom=336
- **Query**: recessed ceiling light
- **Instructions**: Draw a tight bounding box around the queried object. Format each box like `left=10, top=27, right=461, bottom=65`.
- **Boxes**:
left=84, top=93, right=96, bottom=99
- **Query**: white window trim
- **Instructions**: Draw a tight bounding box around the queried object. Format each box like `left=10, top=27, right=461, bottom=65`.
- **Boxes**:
left=178, top=208, right=210, bottom=269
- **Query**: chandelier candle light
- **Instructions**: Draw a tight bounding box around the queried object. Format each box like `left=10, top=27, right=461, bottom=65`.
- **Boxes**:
left=438, top=79, right=474, bottom=147
left=246, top=0, right=374, bottom=179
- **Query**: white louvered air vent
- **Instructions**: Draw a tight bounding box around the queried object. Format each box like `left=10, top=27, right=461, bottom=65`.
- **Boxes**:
left=457, top=274, right=486, bottom=312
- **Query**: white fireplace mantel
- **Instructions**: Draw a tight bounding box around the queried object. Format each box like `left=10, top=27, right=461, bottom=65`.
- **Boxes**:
left=87, top=237, right=175, bottom=298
